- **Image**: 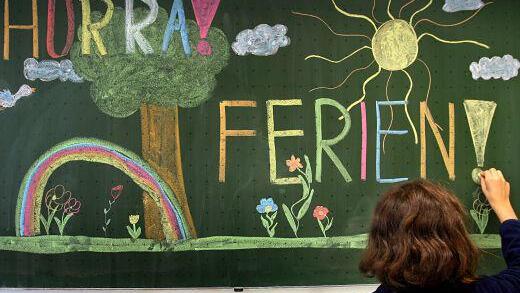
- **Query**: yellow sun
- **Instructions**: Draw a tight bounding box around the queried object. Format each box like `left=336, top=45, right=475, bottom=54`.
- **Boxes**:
left=294, top=0, right=491, bottom=144
left=372, top=19, right=418, bottom=71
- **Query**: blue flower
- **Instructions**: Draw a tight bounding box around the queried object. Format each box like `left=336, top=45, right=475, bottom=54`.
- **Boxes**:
left=256, top=198, right=278, bottom=214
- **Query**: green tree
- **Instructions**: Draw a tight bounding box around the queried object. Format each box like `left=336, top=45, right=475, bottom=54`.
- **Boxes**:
left=70, top=6, right=230, bottom=239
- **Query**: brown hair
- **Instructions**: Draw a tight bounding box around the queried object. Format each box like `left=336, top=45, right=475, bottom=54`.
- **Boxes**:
left=359, top=179, right=479, bottom=289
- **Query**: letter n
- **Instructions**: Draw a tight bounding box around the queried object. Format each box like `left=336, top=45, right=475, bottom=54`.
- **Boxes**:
left=420, top=102, right=455, bottom=180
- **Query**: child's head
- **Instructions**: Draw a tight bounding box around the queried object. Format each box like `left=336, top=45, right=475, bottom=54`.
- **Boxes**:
left=359, top=179, right=479, bottom=288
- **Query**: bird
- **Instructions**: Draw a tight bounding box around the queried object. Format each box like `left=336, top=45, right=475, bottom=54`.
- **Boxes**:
left=0, top=84, right=36, bottom=110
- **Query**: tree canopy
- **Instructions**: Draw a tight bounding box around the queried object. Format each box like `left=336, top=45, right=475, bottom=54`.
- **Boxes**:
left=71, top=6, right=230, bottom=118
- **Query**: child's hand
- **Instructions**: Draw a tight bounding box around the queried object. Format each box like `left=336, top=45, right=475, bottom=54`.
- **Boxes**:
left=480, top=168, right=517, bottom=223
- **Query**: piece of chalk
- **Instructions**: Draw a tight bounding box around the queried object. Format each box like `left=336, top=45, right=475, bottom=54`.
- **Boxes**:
left=472, top=167, right=482, bottom=184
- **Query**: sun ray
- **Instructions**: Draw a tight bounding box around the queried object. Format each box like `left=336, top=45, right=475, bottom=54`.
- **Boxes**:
left=331, top=0, right=378, bottom=31
left=372, top=0, right=383, bottom=24
left=414, top=2, right=492, bottom=29
left=418, top=33, right=489, bottom=49
left=310, top=60, right=375, bottom=92
left=291, top=11, right=372, bottom=41
left=382, top=71, right=394, bottom=154
left=409, top=0, right=432, bottom=25
left=399, top=0, right=415, bottom=18
left=416, top=58, right=444, bottom=131
left=305, top=46, right=371, bottom=64
left=347, top=66, right=382, bottom=112
left=387, top=0, right=395, bottom=20
left=402, top=69, right=419, bottom=144
left=417, top=58, right=431, bottom=104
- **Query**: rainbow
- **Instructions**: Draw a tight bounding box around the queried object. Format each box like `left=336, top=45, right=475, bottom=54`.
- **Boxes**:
left=16, top=138, right=191, bottom=240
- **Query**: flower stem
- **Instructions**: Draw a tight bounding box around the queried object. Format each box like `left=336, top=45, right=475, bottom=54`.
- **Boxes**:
left=317, top=219, right=327, bottom=237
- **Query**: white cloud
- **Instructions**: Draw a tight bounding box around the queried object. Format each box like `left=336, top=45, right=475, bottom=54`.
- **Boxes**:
left=443, top=0, right=485, bottom=13
left=470, top=55, right=520, bottom=81
left=232, top=24, right=290, bottom=56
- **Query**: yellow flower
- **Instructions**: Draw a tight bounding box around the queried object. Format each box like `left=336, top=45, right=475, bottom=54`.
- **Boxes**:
left=129, top=215, right=140, bottom=225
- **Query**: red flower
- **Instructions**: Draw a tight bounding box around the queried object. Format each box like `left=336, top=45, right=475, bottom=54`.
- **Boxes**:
left=313, top=206, right=329, bottom=221
left=286, top=155, right=303, bottom=172
left=64, top=198, right=81, bottom=215
left=111, top=185, right=123, bottom=200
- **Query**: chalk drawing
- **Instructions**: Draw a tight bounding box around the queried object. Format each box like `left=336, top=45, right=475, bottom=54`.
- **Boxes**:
left=0, top=84, right=35, bottom=109
left=463, top=99, right=497, bottom=180
left=232, top=24, right=290, bottom=56
left=470, top=55, right=520, bottom=81
left=282, top=155, right=315, bottom=237
left=295, top=0, right=490, bottom=145
left=256, top=198, right=278, bottom=237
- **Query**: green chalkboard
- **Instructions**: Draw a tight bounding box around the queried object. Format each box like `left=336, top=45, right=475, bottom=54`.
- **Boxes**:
left=0, top=0, right=518, bottom=287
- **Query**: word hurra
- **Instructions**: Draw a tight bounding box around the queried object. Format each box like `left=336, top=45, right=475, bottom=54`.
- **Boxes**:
left=3, top=0, right=190, bottom=60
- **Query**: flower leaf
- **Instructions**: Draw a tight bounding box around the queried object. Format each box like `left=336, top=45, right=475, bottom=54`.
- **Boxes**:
left=304, top=155, right=313, bottom=184
left=317, top=218, right=326, bottom=237
left=53, top=216, right=61, bottom=227
left=126, top=225, right=135, bottom=238
left=298, top=175, right=309, bottom=198
left=282, top=204, right=297, bottom=236
left=102, top=226, right=106, bottom=232
left=268, top=222, right=278, bottom=237
left=135, top=227, right=142, bottom=238
left=325, top=217, right=334, bottom=231
left=260, top=215, right=270, bottom=229
left=480, top=212, right=489, bottom=234
left=106, top=219, right=111, bottom=226
left=270, top=211, right=278, bottom=222
left=471, top=209, right=488, bottom=234
left=297, top=189, right=314, bottom=220
left=104, top=208, right=108, bottom=214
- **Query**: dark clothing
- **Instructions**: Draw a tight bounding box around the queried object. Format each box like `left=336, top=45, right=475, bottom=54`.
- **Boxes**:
left=375, top=219, right=520, bottom=293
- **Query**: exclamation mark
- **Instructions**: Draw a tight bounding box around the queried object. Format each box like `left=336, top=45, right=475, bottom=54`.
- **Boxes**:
left=463, top=100, right=497, bottom=183
left=191, top=0, right=221, bottom=56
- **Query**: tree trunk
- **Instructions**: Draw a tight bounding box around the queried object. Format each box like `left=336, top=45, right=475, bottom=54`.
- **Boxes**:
left=140, top=104, right=197, bottom=239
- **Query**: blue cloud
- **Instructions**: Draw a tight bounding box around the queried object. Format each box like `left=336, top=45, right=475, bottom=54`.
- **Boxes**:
left=24, top=58, right=83, bottom=83
left=443, top=0, right=485, bottom=12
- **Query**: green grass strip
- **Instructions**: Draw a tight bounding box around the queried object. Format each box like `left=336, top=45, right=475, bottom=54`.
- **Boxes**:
left=0, top=234, right=501, bottom=254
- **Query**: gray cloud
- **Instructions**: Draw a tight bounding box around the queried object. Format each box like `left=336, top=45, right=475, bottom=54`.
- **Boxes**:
left=443, top=0, right=485, bottom=12
left=470, top=55, right=520, bottom=81
left=24, top=58, right=83, bottom=83
left=232, top=24, right=290, bottom=56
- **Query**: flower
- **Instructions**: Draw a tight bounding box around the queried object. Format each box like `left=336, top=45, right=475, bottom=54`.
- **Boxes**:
left=111, top=185, right=124, bottom=200
left=313, top=206, right=329, bottom=221
left=129, top=215, right=140, bottom=225
left=256, top=198, right=278, bottom=214
left=45, top=185, right=71, bottom=211
left=64, top=198, right=81, bottom=215
left=286, top=155, right=303, bottom=172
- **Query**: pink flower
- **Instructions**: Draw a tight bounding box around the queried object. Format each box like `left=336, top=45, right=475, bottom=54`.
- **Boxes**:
left=64, top=198, right=81, bottom=215
left=111, top=185, right=123, bottom=200
left=313, top=206, right=329, bottom=221
left=197, top=40, right=213, bottom=56
left=286, top=155, right=303, bottom=172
